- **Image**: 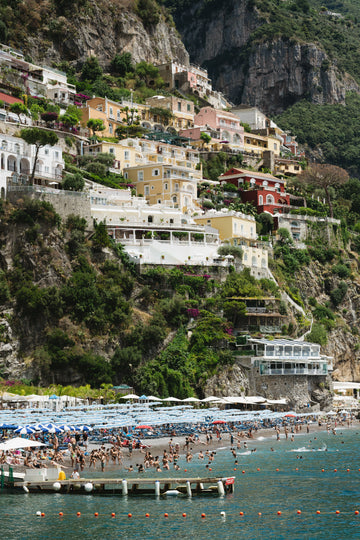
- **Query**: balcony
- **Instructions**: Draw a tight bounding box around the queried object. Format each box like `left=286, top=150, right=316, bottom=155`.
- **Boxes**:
left=259, top=366, right=328, bottom=376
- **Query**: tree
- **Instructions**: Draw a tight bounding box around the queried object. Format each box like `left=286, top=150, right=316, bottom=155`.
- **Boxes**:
left=59, top=112, right=79, bottom=128
left=62, top=173, right=85, bottom=191
left=297, top=164, right=349, bottom=218
left=20, top=128, right=59, bottom=185
left=258, top=212, right=274, bottom=234
left=81, top=56, right=103, bottom=82
left=135, top=61, right=159, bottom=86
left=87, top=118, right=105, bottom=137
left=110, top=52, right=134, bottom=77
left=200, top=132, right=211, bottom=146
left=217, top=244, right=243, bottom=261
left=10, top=102, right=28, bottom=115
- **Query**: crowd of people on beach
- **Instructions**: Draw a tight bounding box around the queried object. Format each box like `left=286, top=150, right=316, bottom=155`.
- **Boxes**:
left=0, top=414, right=357, bottom=475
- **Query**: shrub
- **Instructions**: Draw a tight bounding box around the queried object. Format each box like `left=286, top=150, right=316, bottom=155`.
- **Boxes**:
left=332, top=263, right=351, bottom=279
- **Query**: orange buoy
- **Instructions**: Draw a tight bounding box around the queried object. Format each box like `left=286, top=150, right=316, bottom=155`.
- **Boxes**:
left=41, top=513, right=45, bottom=517
left=316, top=510, right=321, bottom=514
left=321, top=469, right=325, bottom=472
left=334, top=469, right=337, bottom=473
left=77, top=512, right=81, bottom=517
left=128, top=513, right=132, bottom=518
left=258, top=512, right=262, bottom=516
left=94, top=512, right=99, bottom=517
left=355, top=510, right=359, bottom=515
left=242, top=470, right=245, bottom=474
left=335, top=510, right=340, bottom=514
left=145, top=513, right=150, bottom=518
left=234, top=468, right=237, bottom=471
left=111, top=513, right=115, bottom=518
left=276, top=468, right=279, bottom=472
left=201, top=513, right=206, bottom=518
left=239, top=511, right=244, bottom=516
left=209, top=468, right=212, bottom=471
left=182, top=513, right=186, bottom=518
left=347, top=469, right=350, bottom=472
left=59, top=512, right=63, bottom=517
left=184, top=469, right=187, bottom=472
left=164, top=513, right=168, bottom=518
left=277, top=511, right=281, bottom=516
left=297, top=510, right=301, bottom=515
left=295, top=468, right=299, bottom=471
left=257, top=468, right=260, bottom=471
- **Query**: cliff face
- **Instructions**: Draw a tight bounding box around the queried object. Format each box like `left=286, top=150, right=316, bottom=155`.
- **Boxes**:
left=9, top=0, right=189, bottom=69
left=170, top=0, right=360, bottom=114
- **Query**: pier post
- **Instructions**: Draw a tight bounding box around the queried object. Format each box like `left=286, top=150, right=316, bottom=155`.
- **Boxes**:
left=122, top=479, right=128, bottom=496
left=155, top=480, right=160, bottom=497
left=217, top=480, right=225, bottom=496
left=186, top=481, right=192, bottom=497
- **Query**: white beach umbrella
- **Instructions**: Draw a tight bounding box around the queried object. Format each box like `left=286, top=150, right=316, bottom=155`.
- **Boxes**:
left=0, top=437, right=46, bottom=450
left=162, top=397, right=182, bottom=402
left=182, top=397, right=200, bottom=402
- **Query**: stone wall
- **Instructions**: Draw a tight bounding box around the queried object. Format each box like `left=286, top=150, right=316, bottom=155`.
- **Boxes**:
left=7, top=187, right=93, bottom=228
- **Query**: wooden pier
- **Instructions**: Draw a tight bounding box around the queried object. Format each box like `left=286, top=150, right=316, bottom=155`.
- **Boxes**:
left=13, top=476, right=235, bottom=497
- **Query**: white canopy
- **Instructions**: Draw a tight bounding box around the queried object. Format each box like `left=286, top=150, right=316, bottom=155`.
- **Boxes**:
left=0, top=437, right=46, bottom=451
left=120, top=394, right=139, bottom=399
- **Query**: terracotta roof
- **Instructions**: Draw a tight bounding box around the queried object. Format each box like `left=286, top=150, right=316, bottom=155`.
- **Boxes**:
left=0, top=92, right=23, bottom=105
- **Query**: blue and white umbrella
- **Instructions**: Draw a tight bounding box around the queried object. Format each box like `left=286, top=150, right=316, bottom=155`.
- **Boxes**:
left=14, top=426, right=37, bottom=434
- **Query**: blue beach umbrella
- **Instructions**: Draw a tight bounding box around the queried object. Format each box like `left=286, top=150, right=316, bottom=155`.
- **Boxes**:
left=14, top=426, right=37, bottom=434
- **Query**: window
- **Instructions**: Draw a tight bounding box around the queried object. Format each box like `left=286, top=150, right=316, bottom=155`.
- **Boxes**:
left=170, top=218, right=174, bottom=224
left=124, top=172, right=128, bottom=179
left=152, top=168, right=159, bottom=176
left=187, top=104, right=191, bottom=112
left=55, top=151, right=59, bottom=159
left=259, top=195, right=263, bottom=205
left=157, top=199, right=161, bottom=204
left=164, top=182, right=168, bottom=190
left=117, top=110, right=121, bottom=120
left=124, top=151, right=129, bottom=160
left=45, top=166, right=49, bottom=173
left=172, top=196, right=177, bottom=203
left=109, top=107, right=113, bottom=117
left=144, top=186, right=150, bottom=196
left=266, top=194, right=274, bottom=204
left=175, top=183, right=179, bottom=192
left=109, top=148, right=114, bottom=154
left=178, top=102, right=181, bottom=112
left=148, top=215, right=153, bottom=223
left=138, top=171, right=144, bottom=181
left=109, top=123, right=113, bottom=134
left=96, top=105, right=103, bottom=112
left=44, top=148, right=49, bottom=155
left=274, top=143, right=277, bottom=150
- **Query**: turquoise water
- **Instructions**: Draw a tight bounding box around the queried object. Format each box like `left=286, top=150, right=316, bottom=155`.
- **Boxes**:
left=2, top=428, right=360, bottom=539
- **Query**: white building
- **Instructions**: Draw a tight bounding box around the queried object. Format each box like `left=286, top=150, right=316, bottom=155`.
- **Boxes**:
left=0, top=134, right=64, bottom=197
left=0, top=45, right=76, bottom=106
left=90, top=186, right=222, bottom=265
left=231, top=106, right=269, bottom=130
left=246, top=338, right=333, bottom=376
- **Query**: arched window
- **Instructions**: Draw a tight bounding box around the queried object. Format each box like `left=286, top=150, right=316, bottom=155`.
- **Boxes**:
left=263, top=180, right=268, bottom=187
left=7, top=156, right=16, bottom=172
left=266, top=194, right=274, bottom=204
left=252, top=255, right=257, bottom=267
left=172, top=196, right=177, bottom=203
left=259, top=195, right=263, bottom=205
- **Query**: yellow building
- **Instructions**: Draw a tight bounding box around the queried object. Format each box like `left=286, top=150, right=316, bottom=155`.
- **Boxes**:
left=145, top=96, right=195, bottom=131
left=124, top=163, right=201, bottom=211
left=274, top=158, right=303, bottom=176
left=194, top=210, right=268, bottom=271
left=83, top=139, right=142, bottom=170
left=81, top=97, right=148, bottom=138
left=243, top=132, right=280, bottom=157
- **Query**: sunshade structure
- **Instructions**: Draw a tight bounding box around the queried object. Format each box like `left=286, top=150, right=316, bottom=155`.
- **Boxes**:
left=0, top=437, right=46, bottom=450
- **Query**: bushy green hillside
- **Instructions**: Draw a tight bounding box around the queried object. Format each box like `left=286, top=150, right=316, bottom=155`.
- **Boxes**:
left=275, top=93, right=360, bottom=176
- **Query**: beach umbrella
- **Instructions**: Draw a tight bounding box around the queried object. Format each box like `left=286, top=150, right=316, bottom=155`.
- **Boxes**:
left=14, top=426, right=37, bottom=434
left=147, top=395, right=162, bottom=401
left=136, top=425, right=152, bottom=430
left=162, top=397, right=182, bottom=402
left=212, top=420, right=227, bottom=424
left=182, top=397, right=200, bottom=402
left=49, top=394, right=59, bottom=399
left=284, top=414, right=297, bottom=418
left=42, top=426, right=63, bottom=433
left=75, top=425, right=93, bottom=432
left=0, top=437, right=46, bottom=450
left=0, top=423, right=17, bottom=429
left=121, top=394, right=139, bottom=399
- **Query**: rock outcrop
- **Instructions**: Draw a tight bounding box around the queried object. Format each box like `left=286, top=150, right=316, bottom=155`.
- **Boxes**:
left=15, top=0, right=189, bottom=69
left=171, top=0, right=359, bottom=113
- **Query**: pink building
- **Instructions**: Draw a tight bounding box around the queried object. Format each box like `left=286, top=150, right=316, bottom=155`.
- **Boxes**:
left=194, top=107, right=244, bottom=148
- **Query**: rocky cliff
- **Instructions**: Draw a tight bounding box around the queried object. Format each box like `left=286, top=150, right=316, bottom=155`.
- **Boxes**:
left=167, top=0, right=360, bottom=114
left=5, top=0, right=189, bottom=69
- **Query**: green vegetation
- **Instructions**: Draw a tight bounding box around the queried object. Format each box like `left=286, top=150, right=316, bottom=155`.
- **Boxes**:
left=276, top=93, right=360, bottom=175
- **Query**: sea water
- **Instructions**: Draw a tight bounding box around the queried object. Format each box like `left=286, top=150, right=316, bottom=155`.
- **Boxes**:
left=2, top=427, right=360, bottom=539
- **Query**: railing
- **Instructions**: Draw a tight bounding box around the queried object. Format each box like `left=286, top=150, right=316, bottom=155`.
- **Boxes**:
left=260, top=367, right=327, bottom=376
